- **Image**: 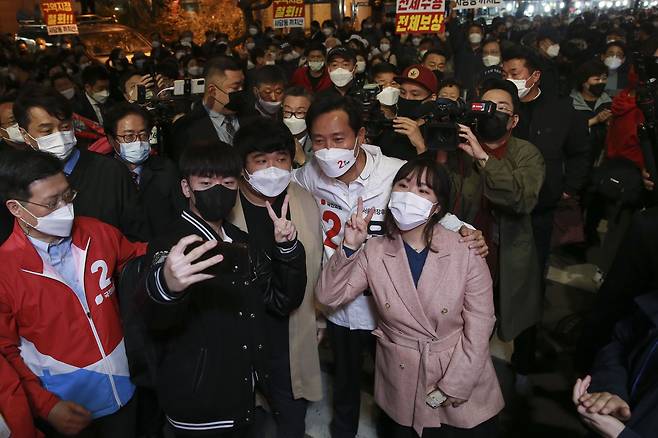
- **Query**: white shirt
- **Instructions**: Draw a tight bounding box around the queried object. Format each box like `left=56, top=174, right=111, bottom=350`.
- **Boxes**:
left=85, top=93, right=104, bottom=124
left=292, top=144, right=467, bottom=330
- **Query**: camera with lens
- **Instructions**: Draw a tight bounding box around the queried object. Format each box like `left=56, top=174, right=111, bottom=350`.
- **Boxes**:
left=350, top=84, right=394, bottom=139
left=419, top=98, right=500, bottom=151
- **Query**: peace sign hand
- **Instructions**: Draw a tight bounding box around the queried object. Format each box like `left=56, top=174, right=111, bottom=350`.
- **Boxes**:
left=266, top=195, right=298, bottom=244
left=344, top=197, right=375, bottom=251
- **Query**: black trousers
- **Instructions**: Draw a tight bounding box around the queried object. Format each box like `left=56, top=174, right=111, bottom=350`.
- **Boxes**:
left=42, top=395, right=137, bottom=438
left=267, top=356, right=309, bottom=438
left=327, top=320, right=375, bottom=438
left=512, top=208, right=554, bottom=374
left=383, top=414, right=499, bottom=438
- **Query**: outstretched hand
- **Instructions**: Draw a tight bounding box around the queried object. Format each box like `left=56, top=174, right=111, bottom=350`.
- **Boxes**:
left=163, top=235, right=224, bottom=293
left=266, top=195, right=298, bottom=243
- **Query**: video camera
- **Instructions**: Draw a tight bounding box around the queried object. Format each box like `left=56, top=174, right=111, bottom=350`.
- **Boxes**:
left=350, top=84, right=394, bottom=139
left=419, top=98, right=498, bottom=151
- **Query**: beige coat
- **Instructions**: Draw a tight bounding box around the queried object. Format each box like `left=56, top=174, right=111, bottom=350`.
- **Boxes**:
left=228, top=182, right=323, bottom=401
left=316, top=225, right=504, bottom=436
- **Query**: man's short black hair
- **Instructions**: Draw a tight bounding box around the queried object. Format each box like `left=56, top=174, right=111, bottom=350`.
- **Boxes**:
left=234, top=116, right=295, bottom=161
left=479, top=77, right=521, bottom=114
left=13, top=85, right=73, bottom=130
left=0, top=149, right=63, bottom=201
left=306, top=94, right=362, bottom=136
left=81, top=64, right=110, bottom=87
left=371, top=62, right=398, bottom=77
left=283, top=85, right=313, bottom=102
left=253, top=65, right=287, bottom=88
left=502, top=45, right=542, bottom=73
left=49, top=72, right=75, bottom=87
left=305, top=41, right=326, bottom=57
left=179, top=142, right=242, bottom=180
left=422, top=48, right=449, bottom=63
left=204, top=56, right=243, bottom=81
left=103, top=103, right=153, bottom=139
left=439, top=78, right=463, bottom=92
left=572, top=60, right=608, bottom=92
left=604, top=40, right=626, bottom=56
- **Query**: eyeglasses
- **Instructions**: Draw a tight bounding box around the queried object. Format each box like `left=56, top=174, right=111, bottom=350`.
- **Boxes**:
left=116, top=132, right=149, bottom=143
left=283, top=110, right=307, bottom=119
left=18, top=189, right=78, bottom=211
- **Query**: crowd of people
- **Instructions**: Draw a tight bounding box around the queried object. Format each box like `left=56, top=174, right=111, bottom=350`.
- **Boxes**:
left=0, top=5, right=658, bottom=438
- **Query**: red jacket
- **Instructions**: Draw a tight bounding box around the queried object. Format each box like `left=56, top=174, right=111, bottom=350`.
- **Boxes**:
left=290, top=66, right=333, bottom=94
left=0, top=217, right=146, bottom=420
left=606, top=90, right=646, bottom=169
left=0, top=354, right=43, bottom=437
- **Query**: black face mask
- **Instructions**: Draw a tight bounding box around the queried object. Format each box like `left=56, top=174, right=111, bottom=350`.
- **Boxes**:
left=193, top=184, right=238, bottom=222
left=476, top=111, right=511, bottom=142
left=396, top=97, right=424, bottom=119
left=588, top=83, right=606, bottom=97
left=211, top=88, right=247, bottom=112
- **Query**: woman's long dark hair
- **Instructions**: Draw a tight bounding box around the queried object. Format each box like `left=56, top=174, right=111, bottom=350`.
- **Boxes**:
left=384, top=154, right=452, bottom=251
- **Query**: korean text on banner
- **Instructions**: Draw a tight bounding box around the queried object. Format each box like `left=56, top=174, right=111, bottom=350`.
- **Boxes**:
left=41, top=0, right=79, bottom=35
left=395, top=0, right=446, bottom=34
left=273, top=0, right=305, bottom=29
left=453, top=0, right=502, bottom=9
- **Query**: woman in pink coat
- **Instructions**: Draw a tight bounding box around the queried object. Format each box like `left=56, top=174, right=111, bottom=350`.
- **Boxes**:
left=316, top=156, right=504, bottom=438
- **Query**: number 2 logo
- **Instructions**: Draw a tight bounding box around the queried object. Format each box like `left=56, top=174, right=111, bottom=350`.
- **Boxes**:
left=322, top=211, right=342, bottom=250
left=91, top=260, right=112, bottom=290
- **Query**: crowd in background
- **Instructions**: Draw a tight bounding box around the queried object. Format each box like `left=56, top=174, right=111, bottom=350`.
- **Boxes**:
left=0, top=5, right=658, bottom=438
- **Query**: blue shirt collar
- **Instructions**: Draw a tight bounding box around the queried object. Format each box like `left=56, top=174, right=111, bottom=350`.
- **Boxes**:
left=64, top=148, right=81, bottom=176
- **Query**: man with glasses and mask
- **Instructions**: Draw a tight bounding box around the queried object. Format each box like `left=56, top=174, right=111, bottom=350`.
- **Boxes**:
left=13, top=85, right=146, bottom=241
left=104, top=103, right=185, bottom=240
left=251, top=66, right=286, bottom=120
left=502, top=45, right=589, bottom=381
left=0, top=149, right=149, bottom=436
left=171, top=56, right=248, bottom=161
left=448, top=78, right=545, bottom=383
left=292, top=95, right=488, bottom=438
left=281, top=86, right=314, bottom=166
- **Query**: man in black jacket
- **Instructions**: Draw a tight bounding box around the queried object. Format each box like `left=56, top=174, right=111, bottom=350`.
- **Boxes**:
left=573, top=290, right=658, bottom=438
left=71, top=64, right=112, bottom=125
left=502, top=45, right=590, bottom=374
left=104, top=103, right=186, bottom=240
left=170, top=57, right=251, bottom=161
left=141, top=143, right=307, bottom=437
left=14, top=85, right=146, bottom=241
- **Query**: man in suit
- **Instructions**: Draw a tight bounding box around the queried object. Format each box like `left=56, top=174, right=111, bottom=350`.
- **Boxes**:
left=14, top=85, right=146, bottom=241
left=71, top=64, right=112, bottom=125
left=170, top=56, right=250, bottom=161
left=104, top=103, right=186, bottom=241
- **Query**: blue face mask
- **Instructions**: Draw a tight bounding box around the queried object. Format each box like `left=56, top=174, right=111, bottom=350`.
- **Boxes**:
left=119, top=140, right=151, bottom=164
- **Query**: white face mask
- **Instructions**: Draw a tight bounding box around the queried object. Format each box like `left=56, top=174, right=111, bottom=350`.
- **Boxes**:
left=31, top=130, right=77, bottom=161
left=60, top=88, right=76, bottom=100
left=412, top=37, right=422, bottom=46
left=469, top=33, right=483, bottom=44
left=90, top=89, right=109, bottom=104
left=604, top=56, right=623, bottom=70
left=19, top=202, right=75, bottom=238
left=388, top=191, right=436, bottom=231
left=119, top=140, right=150, bottom=164
left=246, top=42, right=256, bottom=51
left=329, top=67, right=354, bottom=87
left=152, top=41, right=161, bottom=48
left=376, top=86, right=400, bottom=106
left=257, top=97, right=282, bottom=114
left=419, top=49, right=428, bottom=59
left=380, top=43, right=390, bottom=53
left=355, top=60, right=366, bottom=74
left=314, top=138, right=359, bottom=178
left=249, top=27, right=258, bottom=36
left=283, top=116, right=307, bottom=135
left=482, top=55, right=501, bottom=67
left=546, top=44, right=560, bottom=58
left=308, top=60, right=325, bottom=72
left=265, top=60, right=276, bottom=66
left=508, top=77, right=533, bottom=99
left=245, top=166, right=291, bottom=198
left=2, top=124, right=25, bottom=144
left=322, top=28, right=334, bottom=36
left=188, top=66, right=203, bottom=76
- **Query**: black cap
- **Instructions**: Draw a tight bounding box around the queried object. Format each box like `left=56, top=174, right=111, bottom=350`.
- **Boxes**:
left=327, top=46, right=357, bottom=64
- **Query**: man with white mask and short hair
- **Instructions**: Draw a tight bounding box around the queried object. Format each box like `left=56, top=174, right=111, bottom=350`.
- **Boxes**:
left=315, top=47, right=361, bottom=101
left=14, top=85, right=146, bottom=240
left=292, top=94, right=489, bottom=438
